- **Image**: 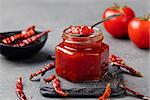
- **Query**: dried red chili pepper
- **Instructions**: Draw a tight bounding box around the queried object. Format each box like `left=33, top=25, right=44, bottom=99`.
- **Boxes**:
left=30, top=62, right=55, bottom=80
left=15, top=77, right=27, bottom=100
left=119, top=84, right=150, bottom=100
left=98, top=83, right=111, bottom=100
left=13, top=30, right=51, bottom=47
left=53, top=78, right=68, bottom=97
left=2, top=25, right=36, bottom=44
left=44, top=75, right=56, bottom=84
left=109, top=54, right=143, bottom=77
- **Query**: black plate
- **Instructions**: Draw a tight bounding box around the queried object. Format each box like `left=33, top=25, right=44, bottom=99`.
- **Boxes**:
left=0, top=30, right=48, bottom=59
left=40, top=65, right=125, bottom=98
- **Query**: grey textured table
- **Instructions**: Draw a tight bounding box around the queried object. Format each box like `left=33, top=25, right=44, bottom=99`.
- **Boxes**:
left=0, top=0, right=149, bottom=100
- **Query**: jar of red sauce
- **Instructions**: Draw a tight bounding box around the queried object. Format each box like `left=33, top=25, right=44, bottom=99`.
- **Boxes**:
left=55, top=26, right=109, bottom=82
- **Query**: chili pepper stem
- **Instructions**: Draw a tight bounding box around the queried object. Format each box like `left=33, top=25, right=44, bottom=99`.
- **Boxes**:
left=135, top=71, right=143, bottom=77
left=114, top=2, right=120, bottom=8
left=29, top=75, right=33, bottom=80
left=144, top=14, right=150, bottom=21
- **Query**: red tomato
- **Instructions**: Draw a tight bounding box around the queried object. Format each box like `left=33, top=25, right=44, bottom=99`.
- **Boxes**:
left=128, top=17, right=150, bottom=48
left=102, top=4, right=135, bottom=38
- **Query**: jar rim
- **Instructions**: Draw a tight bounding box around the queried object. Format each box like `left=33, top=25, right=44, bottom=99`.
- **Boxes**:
left=62, top=27, right=104, bottom=45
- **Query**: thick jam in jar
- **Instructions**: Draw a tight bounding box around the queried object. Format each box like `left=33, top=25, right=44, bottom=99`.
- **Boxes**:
left=55, top=26, right=109, bottom=82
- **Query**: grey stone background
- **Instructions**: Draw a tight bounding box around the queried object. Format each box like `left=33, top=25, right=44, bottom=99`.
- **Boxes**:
left=0, top=0, right=149, bottom=100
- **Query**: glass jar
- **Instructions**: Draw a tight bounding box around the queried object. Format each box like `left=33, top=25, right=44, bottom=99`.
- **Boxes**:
left=55, top=27, right=109, bottom=82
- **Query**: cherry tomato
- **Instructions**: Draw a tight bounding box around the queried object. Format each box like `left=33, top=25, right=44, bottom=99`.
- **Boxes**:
left=128, top=16, right=150, bottom=49
left=102, top=3, right=135, bottom=38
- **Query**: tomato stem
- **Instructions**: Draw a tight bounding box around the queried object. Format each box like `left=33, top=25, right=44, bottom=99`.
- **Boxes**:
left=138, top=14, right=150, bottom=21
left=112, top=3, right=125, bottom=14
left=144, top=14, right=150, bottom=21
left=114, top=3, right=120, bottom=8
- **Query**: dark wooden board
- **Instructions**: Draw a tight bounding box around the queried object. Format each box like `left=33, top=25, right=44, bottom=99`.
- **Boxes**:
left=40, top=65, right=125, bottom=97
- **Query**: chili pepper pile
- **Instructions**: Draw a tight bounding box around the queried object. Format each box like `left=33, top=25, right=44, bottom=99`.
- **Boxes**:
left=2, top=25, right=36, bottom=44
left=45, top=54, right=147, bottom=99
left=1, top=25, right=51, bottom=47
left=13, top=30, right=50, bottom=47
left=29, top=61, right=68, bottom=97
left=2, top=25, right=35, bottom=44
left=15, top=54, right=148, bottom=100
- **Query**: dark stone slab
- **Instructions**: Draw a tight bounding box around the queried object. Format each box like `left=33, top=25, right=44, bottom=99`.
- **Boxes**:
left=40, top=65, right=126, bottom=97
